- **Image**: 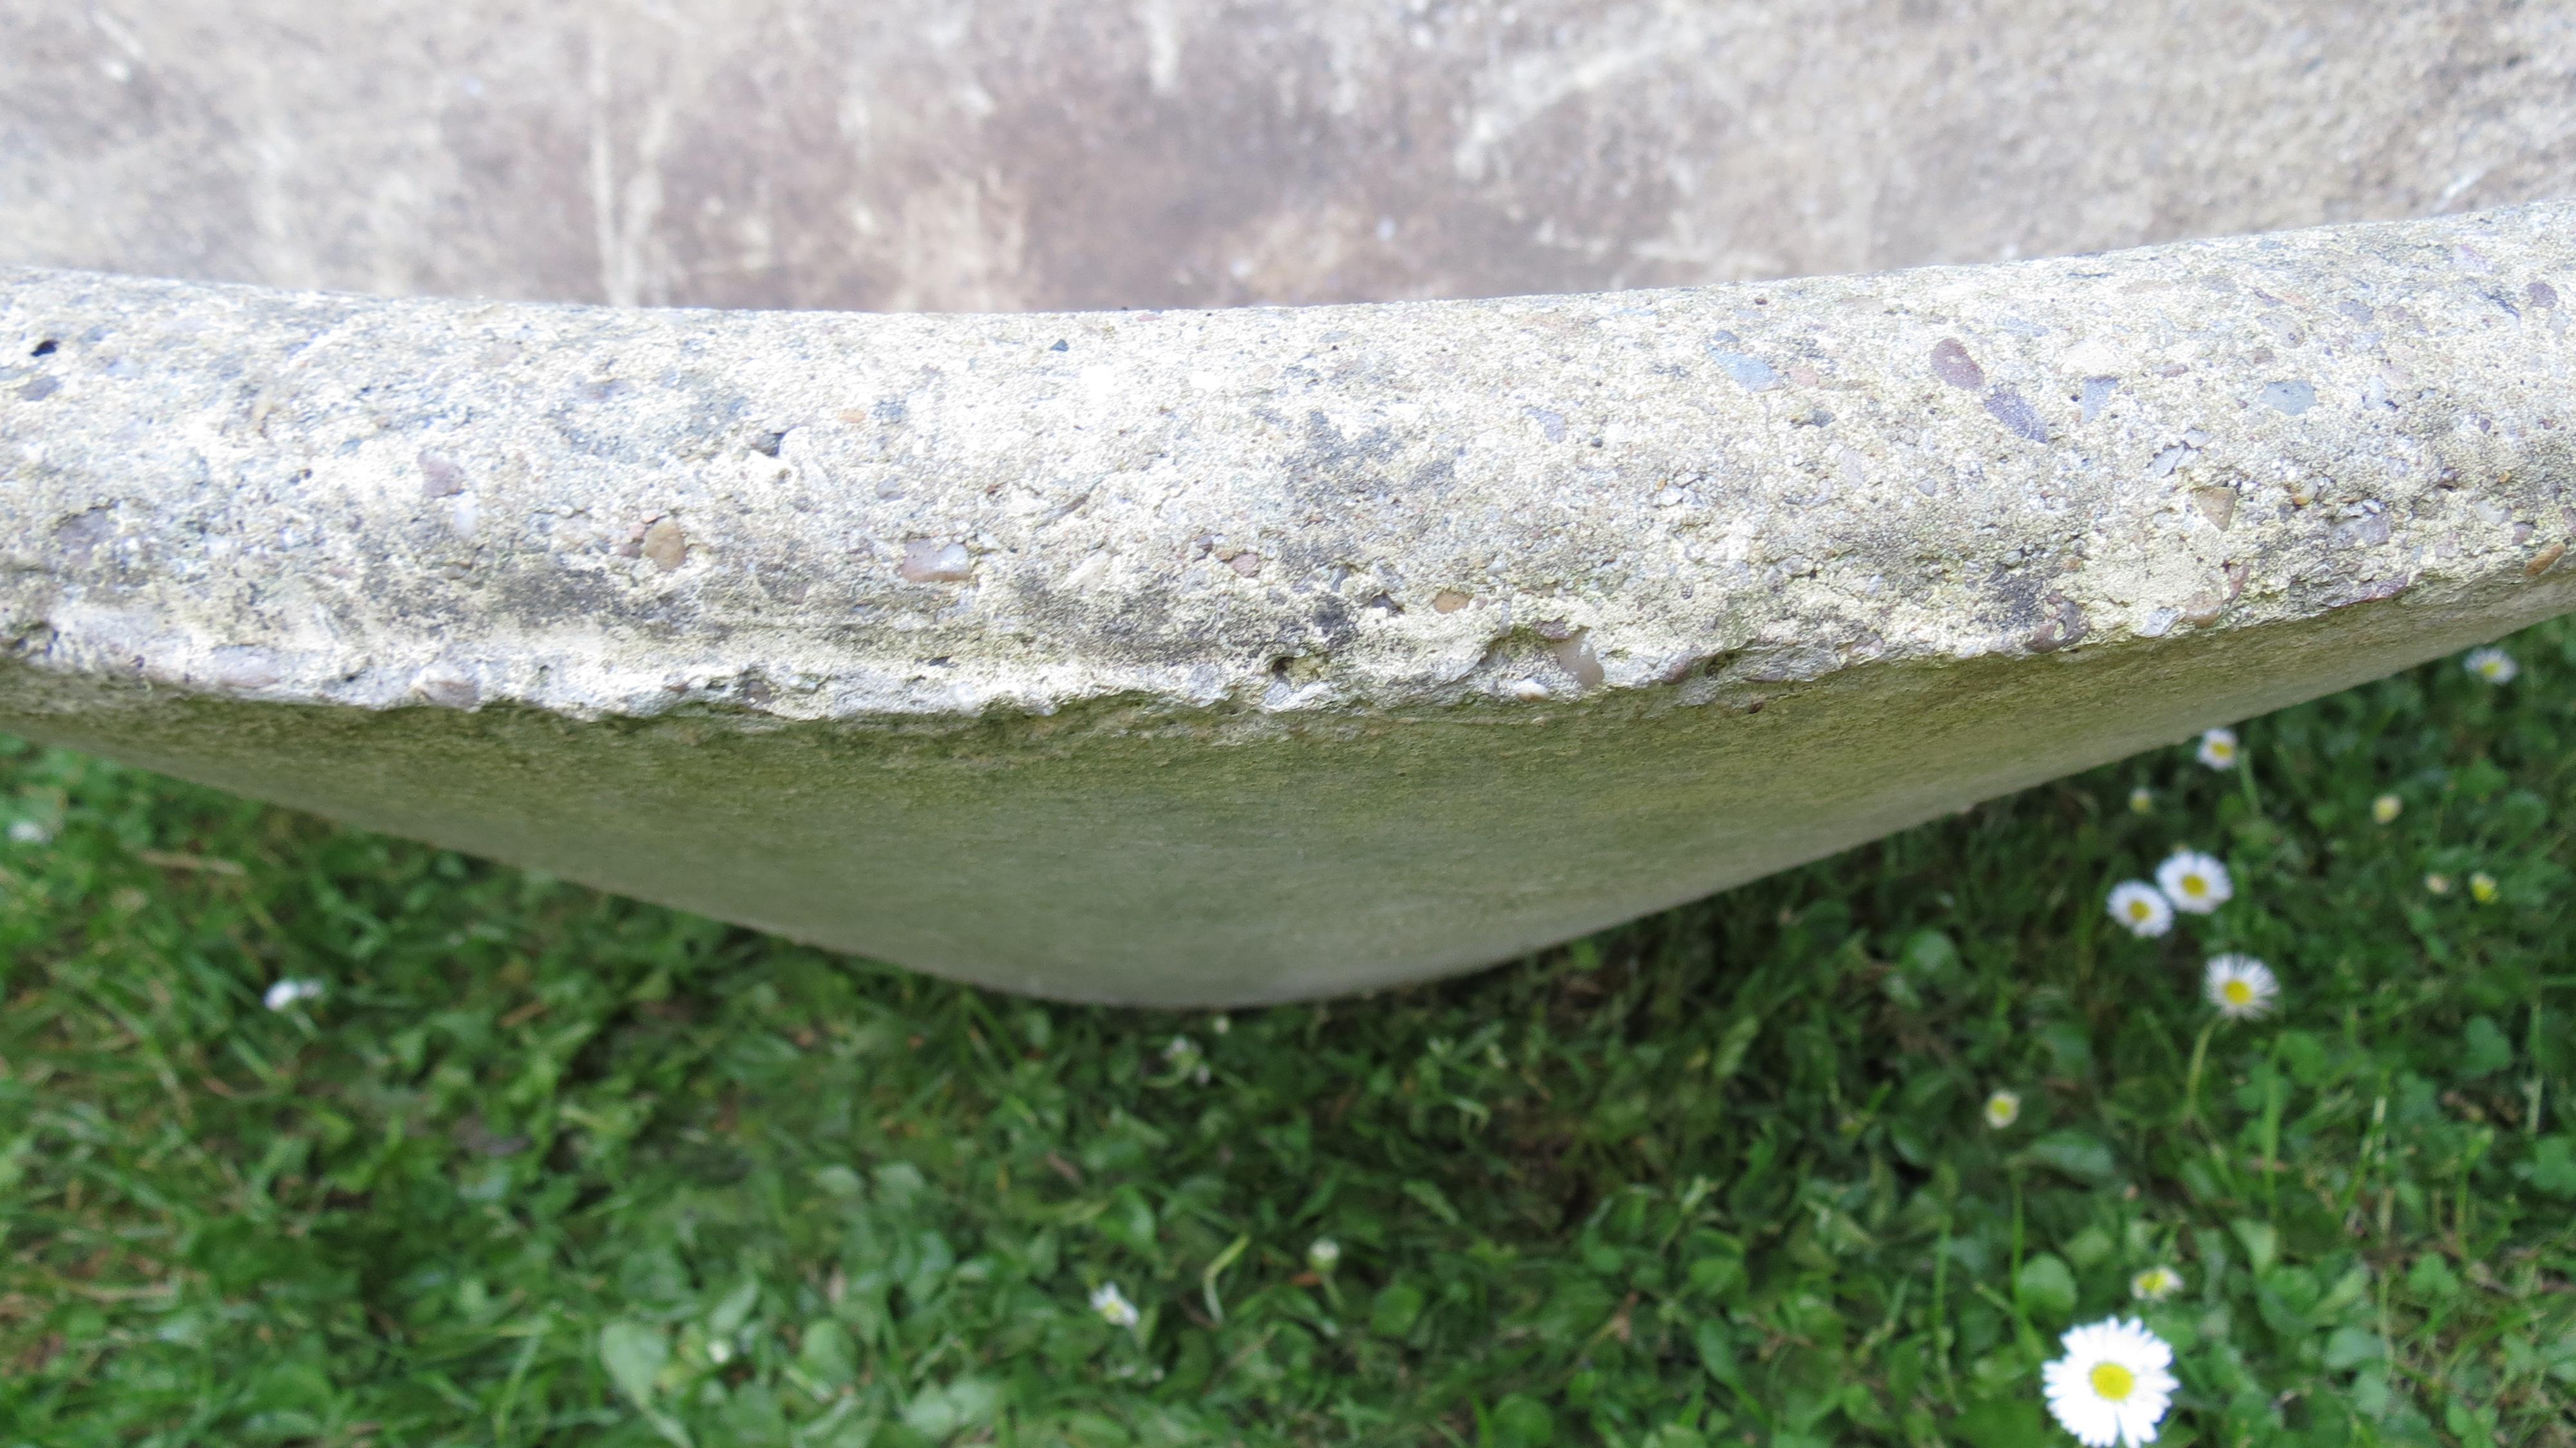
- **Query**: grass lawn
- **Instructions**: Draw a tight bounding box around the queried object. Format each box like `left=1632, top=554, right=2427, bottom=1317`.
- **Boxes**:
left=3, top=625, right=2573, bottom=1448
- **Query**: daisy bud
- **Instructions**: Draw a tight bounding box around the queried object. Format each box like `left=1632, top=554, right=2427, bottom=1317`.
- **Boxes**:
left=263, top=978, right=326, bottom=1011
left=1090, top=1283, right=1141, bottom=1329
left=2130, top=1265, right=2184, bottom=1302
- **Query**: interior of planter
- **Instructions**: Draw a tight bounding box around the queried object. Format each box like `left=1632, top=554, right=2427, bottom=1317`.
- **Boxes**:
left=6, top=1, right=2574, bottom=312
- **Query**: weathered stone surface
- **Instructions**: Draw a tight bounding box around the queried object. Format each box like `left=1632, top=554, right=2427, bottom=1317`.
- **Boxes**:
left=3, top=2, right=2574, bottom=1002
left=10, top=1, right=2576, bottom=312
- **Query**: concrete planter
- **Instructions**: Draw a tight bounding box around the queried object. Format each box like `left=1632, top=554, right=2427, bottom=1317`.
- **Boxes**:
left=5, top=3, right=2573, bottom=1002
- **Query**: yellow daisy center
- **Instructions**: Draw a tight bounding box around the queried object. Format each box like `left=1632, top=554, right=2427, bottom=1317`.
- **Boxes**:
left=2128, top=900, right=2152, bottom=920
left=2181, top=875, right=2208, bottom=897
left=2090, top=1362, right=2137, bottom=1402
left=2222, top=980, right=2253, bottom=1005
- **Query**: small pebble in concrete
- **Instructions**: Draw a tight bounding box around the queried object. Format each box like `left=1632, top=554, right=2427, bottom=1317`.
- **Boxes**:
left=1707, top=332, right=1781, bottom=390
left=641, top=519, right=687, bottom=571
left=1929, top=338, right=1984, bottom=389
left=2192, top=486, right=2237, bottom=529
left=1549, top=633, right=1605, bottom=689
left=208, top=648, right=282, bottom=690
left=2079, top=376, right=2120, bottom=422
left=418, top=450, right=466, bottom=498
left=411, top=663, right=480, bottom=709
left=1982, top=385, right=2048, bottom=442
left=901, top=539, right=974, bottom=582
left=2262, top=379, right=2317, bottom=415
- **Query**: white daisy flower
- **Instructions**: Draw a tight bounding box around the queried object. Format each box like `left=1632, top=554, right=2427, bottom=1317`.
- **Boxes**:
left=2194, top=727, right=2239, bottom=771
left=2465, top=647, right=2517, bottom=685
left=263, top=977, right=326, bottom=1011
left=2130, top=1264, right=2184, bottom=1302
left=1209, top=1014, right=1231, bottom=1036
left=2371, top=794, right=2403, bottom=824
left=2155, top=850, right=2232, bottom=915
left=2424, top=872, right=2452, bottom=896
left=6, top=819, right=52, bottom=846
left=2469, top=871, right=2499, bottom=905
left=2043, top=1317, right=2179, bottom=1447
left=2106, top=881, right=2174, bottom=938
left=2050, top=1314, right=2174, bottom=1433
left=2127, top=787, right=2154, bottom=815
left=1307, top=1238, right=1341, bottom=1273
left=1983, top=1090, right=2022, bottom=1129
left=2204, top=955, right=2278, bottom=1020
left=1090, top=1282, right=1141, bottom=1329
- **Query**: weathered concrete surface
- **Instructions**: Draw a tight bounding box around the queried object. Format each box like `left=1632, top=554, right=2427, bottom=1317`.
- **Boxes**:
left=3, top=1, right=2575, bottom=1002
left=8, top=1, right=2576, bottom=311
left=8, top=204, right=2575, bottom=1000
